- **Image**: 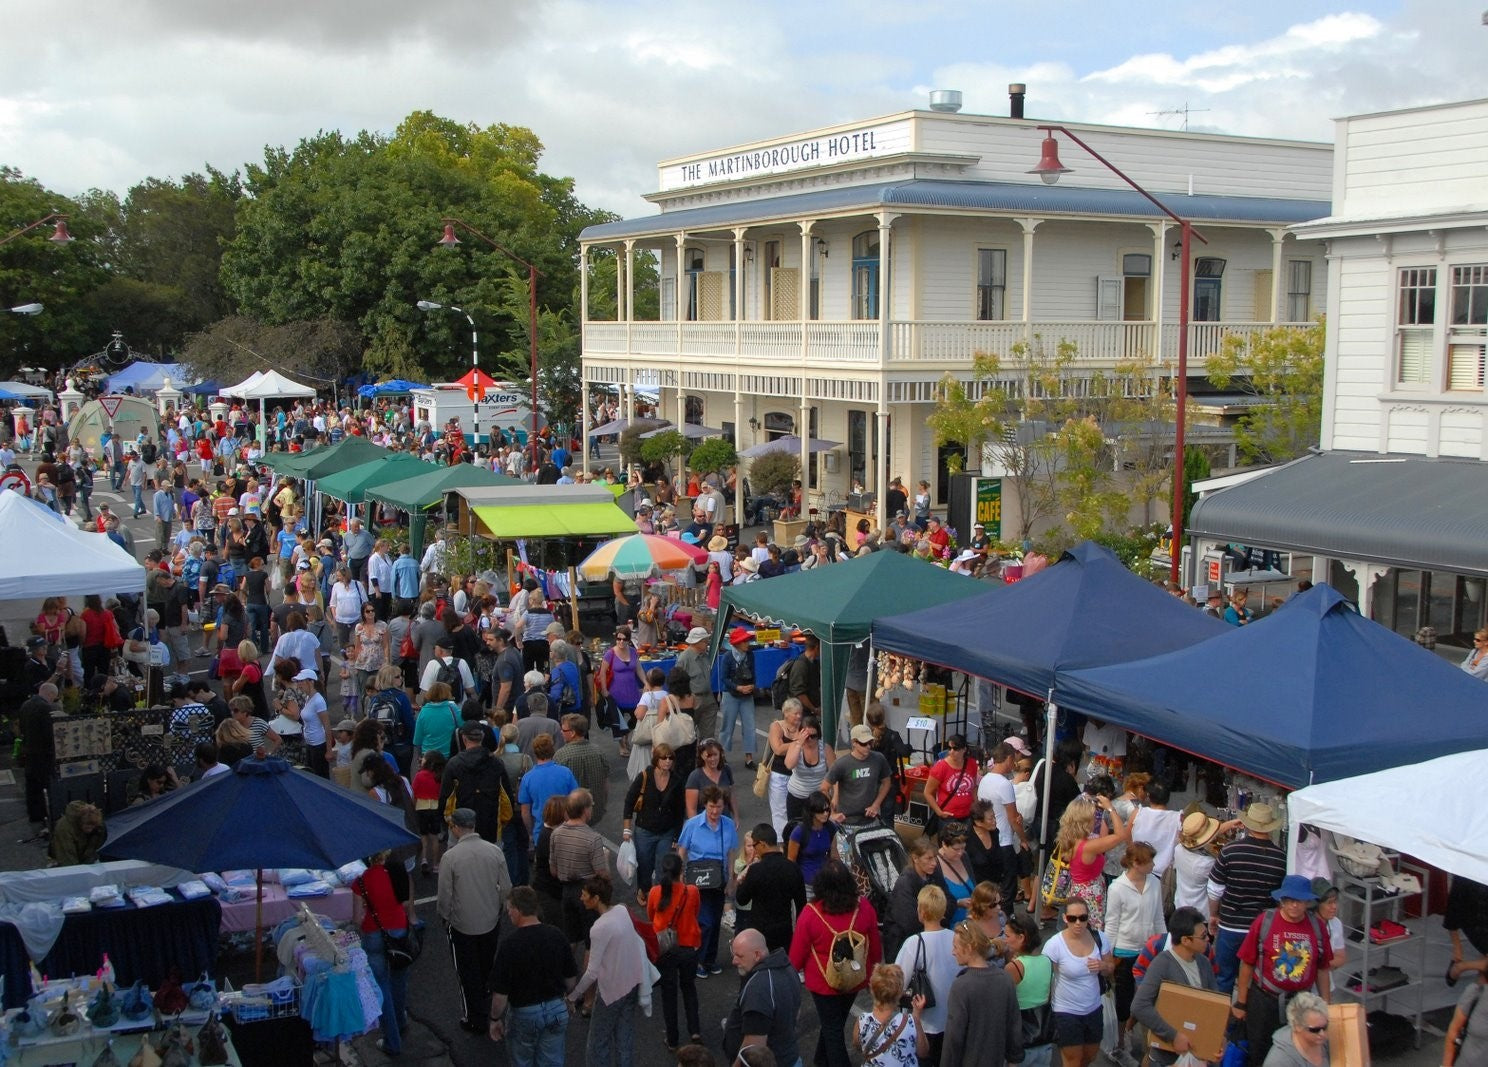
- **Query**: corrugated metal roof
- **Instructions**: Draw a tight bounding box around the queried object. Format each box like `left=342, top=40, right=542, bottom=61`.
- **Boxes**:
left=1188, top=451, right=1488, bottom=576
left=580, top=179, right=1331, bottom=241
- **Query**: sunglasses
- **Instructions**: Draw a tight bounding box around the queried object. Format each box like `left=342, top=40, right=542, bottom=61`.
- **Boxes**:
left=1304, top=1025, right=1328, bottom=1035
left=1065, top=913, right=1090, bottom=923
left=657, top=755, right=675, bottom=761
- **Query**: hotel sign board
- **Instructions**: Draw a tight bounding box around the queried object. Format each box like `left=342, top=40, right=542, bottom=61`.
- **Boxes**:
left=659, top=119, right=913, bottom=191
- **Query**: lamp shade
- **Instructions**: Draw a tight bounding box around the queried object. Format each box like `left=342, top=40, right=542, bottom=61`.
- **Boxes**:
left=1028, top=135, right=1071, bottom=185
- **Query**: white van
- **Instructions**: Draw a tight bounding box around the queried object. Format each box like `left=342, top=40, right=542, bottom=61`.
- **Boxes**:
left=409, top=384, right=542, bottom=446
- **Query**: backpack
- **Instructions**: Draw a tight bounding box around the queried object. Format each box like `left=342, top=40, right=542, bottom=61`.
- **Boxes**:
left=1251, top=907, right=1326, bottom=995
left=367, top=690, right=406, bottom=742
left=810, top=903, right=868, bottom=992
left=434, top=657, right=465, bottom=701
left=139, top=441, right=157, bottom=464
left=442, top=755, right=512, bottom=842
left=216, top=560, right=237, bottom=589
left=771, top=658, right=797, bottom=710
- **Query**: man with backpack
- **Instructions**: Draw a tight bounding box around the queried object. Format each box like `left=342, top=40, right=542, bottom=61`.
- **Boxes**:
left=724, top=928, right=802, bottom=1066
left=439, top=724, right=515, bottom=850
left=1231, top=875, right=1332, bottom=1067
left=546, top=641, right=584, bottom=719
left=421, top=637, right=475, bottom=702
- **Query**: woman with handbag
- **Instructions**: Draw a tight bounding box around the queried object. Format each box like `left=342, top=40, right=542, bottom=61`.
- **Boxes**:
left=621, top=743, right=687, bottom=899
left=923, top=734, right=979, bottom=839
left=627, top=667, right=669, bottom=778
left=1006, top=914, right=1056, bottom=1067
left=1054, top=794, right=1128, bottom=932
left=601, top=626, right=646, bottom=754
left=648, top=853, right=703, bottom=1053
left=1443, top=966, right=1488, bottom=1067
left=634, top=590, right=662, bottom=648
left=766, top=698, right=806, bottom=837
left=893, top=883, right=959, bottom=1066
left=351, top=850, right=415, bottom=1058
left=676, top=784, right=738, bottom=978
left=853, top=964, right=928, bottom=1067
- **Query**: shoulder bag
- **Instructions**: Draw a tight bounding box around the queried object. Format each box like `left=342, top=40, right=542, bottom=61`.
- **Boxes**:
left=654, top=884, right=690, bottom=957
left=906, top=934, right=936, bottom=1010
left=684, top=819, right=727, bottom=890
left=357, top=878, right=421, bottom=970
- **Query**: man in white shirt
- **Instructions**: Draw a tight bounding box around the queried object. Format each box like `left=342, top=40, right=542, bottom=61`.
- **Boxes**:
left=1131, top=779, right=1183, bottom=879
left=976, top=741, right=1027, bottom=911
left=195, top=741, right=230, bottom=780
left=420, top=637, right=476, bottom=698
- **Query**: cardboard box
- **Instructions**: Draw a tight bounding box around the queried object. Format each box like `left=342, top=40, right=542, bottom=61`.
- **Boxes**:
left=1329, top=1002, right=1371, bottom=1067
left=1149, top=982, right=1232, bottom=1063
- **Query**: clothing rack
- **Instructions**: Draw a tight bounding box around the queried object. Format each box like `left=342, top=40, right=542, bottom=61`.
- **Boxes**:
left=294, top=904, right=347, bottom=968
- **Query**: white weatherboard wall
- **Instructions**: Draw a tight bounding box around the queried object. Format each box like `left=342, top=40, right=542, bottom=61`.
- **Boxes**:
left=1335, top=99, right=1488, bottom=219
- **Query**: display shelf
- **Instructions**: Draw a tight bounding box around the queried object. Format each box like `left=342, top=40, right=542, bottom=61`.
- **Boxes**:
left=1333, top=857, right=1429, bottom=1047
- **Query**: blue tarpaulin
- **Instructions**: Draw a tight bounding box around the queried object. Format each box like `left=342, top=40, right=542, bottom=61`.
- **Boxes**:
left=870, top=541, right=1226, bottom=698
left=357, top=379, right=427, bottom=399
left=1057, top=583, right=1488, bottom=788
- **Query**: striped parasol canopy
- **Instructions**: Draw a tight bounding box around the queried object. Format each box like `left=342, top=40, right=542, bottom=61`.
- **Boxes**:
left=578, top=532, right=708, bottom=581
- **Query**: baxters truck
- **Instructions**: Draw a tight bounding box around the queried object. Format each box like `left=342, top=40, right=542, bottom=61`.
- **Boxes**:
left=408, top=384, right=543, bottom=446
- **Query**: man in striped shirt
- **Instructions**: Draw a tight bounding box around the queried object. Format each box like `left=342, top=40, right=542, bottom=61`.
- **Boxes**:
left=549, top=789, right=610, bottom=952
left=1207, top=801, right=1287, bottom=993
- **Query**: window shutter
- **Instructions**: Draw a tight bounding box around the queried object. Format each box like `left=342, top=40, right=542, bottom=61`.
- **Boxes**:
left=770, top=267, right=800, bottom=320
left=1397, top=330, right=1430, bottom=385
left=697, top=272, right=725, bottom=321
left=1254, top=270, right=1273, bottom=322
left=1447, top=343, right=1486, bottom=391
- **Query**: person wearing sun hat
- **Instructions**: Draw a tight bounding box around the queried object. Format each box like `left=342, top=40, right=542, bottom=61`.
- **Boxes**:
left=1232, top=873, right=1332, bottom=1067
left=676, top=625, right=719, bottom=742
left=1208, top=801, right=1287, bottom=994
left=719, top=627, right=757, bottom=768
left=706, top=533, right=734, bottom=584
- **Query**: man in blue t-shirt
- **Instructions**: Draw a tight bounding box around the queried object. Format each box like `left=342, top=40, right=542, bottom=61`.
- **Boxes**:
left=517, top=733, right=579, bottom=847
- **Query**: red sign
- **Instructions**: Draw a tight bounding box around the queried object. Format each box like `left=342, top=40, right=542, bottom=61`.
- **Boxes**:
left=98, top=396, right=124, bottom=419
left=1207, top=559, right=1221, bottom=583
left=0, top=470, right=31, bottom=495
left=456, top=368, right=497, bottom=404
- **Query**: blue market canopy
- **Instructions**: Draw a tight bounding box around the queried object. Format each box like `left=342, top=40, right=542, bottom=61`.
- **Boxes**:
left=871, top=541, right=1226, bottom=698
left=100, top=756, right=416, bottom=871
left=103, top=362, right=198, bottom=394
left=1057, top=583, right=1488, bottom=789
left=358, top=378, right=428, bottom=398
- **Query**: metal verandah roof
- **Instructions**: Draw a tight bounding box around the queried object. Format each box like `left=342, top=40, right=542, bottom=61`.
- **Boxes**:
left=1188, top=450, right=1488, bottom=576
left=579, top=178, right=1331, bottom=242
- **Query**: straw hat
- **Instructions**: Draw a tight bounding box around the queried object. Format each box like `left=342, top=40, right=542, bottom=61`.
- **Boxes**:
left=1179, top=811, right=1222, bottom=850
left=1238, top=802, right=1282, bottom=834
left=708, top=535, right=728, bottom=552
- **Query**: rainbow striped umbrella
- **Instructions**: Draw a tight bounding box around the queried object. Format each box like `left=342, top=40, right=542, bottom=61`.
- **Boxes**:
left=578, top=533, right=709, bottom=581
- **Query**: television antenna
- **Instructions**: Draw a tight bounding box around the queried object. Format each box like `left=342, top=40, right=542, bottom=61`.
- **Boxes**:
left=1148, top=103, right=1211, bottom=131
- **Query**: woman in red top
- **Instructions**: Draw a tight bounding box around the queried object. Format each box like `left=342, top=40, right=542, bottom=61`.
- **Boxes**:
left=790, top=862, right=883, bottom=1067
left=1054, top=794, right=1127, bottom=932
left=647, top=852, right=703, bottom=1052
left=923, top=733, right=979, bottom=833
left=352, top=850, right=413, bottom=1056
left=79, top=594, right=121, bottom=681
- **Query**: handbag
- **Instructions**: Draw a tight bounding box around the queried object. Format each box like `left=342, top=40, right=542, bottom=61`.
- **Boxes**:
left=684, top=820, right=727, bottom=889
left=655, top=885, right=689, bottom=956
left=906, top=934, right=936, bottom=1010
left=1040, top=849, right=1072, bottom=908
left=752, top=750, right=773, bottom=798
left=632, top=711, right=654, bottom=746
left=358, top=878, right=421, bottom=970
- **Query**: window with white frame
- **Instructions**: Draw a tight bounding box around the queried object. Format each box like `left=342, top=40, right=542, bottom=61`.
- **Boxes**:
left=977, top=249, right=1007, bottom=320
left=1447, top=264, right=1487, bottom=391
left=1396, top=267, right=1436, bottom=386
left=1286, top=260, right=1312, bottom=322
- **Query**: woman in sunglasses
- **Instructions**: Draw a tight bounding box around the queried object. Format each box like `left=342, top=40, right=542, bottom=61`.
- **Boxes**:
left=1262, top=992, right=1330, bottom=1067
left=1042, top=899, right=1114, bottom=1067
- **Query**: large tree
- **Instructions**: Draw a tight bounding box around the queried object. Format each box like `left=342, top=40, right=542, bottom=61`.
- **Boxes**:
left=221, top=111, right=612, bottom=385
left=1206, top=320, right=1325, bottom=465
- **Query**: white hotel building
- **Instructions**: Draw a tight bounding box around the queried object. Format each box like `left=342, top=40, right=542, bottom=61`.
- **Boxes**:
left=577, top=91, right=1332, bottom=528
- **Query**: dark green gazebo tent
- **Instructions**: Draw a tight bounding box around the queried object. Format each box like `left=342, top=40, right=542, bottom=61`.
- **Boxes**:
left=710, top=550, right=988, bottom=741
left=363, top=464, right=521, bottom=559
left=315, top=453, right=430, bottom=504
left=265, top=436, right=389, bottom=481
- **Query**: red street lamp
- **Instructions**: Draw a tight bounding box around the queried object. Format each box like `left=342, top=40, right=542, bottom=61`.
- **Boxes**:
left=435, top=218, right=543, bottom=464
left=0, top=213, right=73, bottom=248
left=1028, top=126, right=1207, bottom=585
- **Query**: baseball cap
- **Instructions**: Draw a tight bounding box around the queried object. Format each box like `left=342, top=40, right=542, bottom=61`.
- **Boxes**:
left=334, top=719, right=356, bottom=733
left=850, top=724, right=874, bottom=744
left=543, top=622, right=564, bottom=637
left=685, top=626, right=709, bottom=644
left=1004, top=736, right=1032, bottom=757
left=292, top=668, right=318, bottom=682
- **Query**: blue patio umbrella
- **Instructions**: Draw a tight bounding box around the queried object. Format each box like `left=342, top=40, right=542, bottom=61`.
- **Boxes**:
left=100, top=756, right=416, bottom=976
left=100, top=756, right=414, bottom=871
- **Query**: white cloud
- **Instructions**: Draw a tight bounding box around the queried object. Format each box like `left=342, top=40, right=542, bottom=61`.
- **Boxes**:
left=0, top=0, right=1485, bottom=221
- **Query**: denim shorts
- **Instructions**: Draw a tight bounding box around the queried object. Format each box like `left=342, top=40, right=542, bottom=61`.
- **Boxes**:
left=1053, top=1006, right=1104, bottom=1047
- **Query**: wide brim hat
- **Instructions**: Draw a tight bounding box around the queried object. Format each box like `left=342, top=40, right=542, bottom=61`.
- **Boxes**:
left=707, top=535, right=728, bottom=552
left=1180, top=811, right=1222, bottom=849
left=1239, top=801, right=1282, bottom=834
left=685, top=626, right=710, bottom=644
left=1271, top=874, right=1319, bottom=903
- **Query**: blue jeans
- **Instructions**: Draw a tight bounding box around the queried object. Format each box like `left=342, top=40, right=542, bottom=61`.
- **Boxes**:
left=132, top=484, right=145, bottom=515
left=719, top=692, right=755, bottom=755
left=502, top=820, right=530, bottom=887
left=361, top=930, right=409, bottom=1054
left=1214, top=926, right=1247, bottom=994
left=587, top=985, right=637, bottom=1067
left=507, top=997, right=568, bottom=1067
left=697, top=887, right=725, bottom=971
left=633, top=826, right=676, bottom=895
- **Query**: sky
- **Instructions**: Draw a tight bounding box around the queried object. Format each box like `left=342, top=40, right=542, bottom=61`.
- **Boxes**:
left=2, top=0, right=1486, bottom=219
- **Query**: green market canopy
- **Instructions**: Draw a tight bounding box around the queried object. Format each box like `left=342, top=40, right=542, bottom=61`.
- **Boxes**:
left=363, top=464, right=521, bottom=512
left=314, top=453, right=430, bottom=504
left=711, top=550, right=987, bottom=740
left=264, top=436, right=389, bottom=481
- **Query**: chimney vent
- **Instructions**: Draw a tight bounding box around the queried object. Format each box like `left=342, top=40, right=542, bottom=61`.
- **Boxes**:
left=928, top=90, right=962, bottom=113
left=1009, top=83, right=1027, bottom=120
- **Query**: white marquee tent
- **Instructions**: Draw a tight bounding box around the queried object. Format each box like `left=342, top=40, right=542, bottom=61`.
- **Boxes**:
left=221, top=370, right=317, bottom=445
left=1287, top=748, right=1488, bottom=884
left=0, top=490, right=145, bottom=599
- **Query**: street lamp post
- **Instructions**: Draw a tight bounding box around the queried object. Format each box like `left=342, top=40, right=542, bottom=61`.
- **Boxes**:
left=415, top=299, right=481, bottom=447
left=435, top=219, right=543, bottom=467
left=1028, top=126, right=1207, bottom=586
left=0, top=213, right=73, bottom=249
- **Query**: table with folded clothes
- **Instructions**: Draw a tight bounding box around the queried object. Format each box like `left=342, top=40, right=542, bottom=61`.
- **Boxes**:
left=208, top=867, right=355, bottom=934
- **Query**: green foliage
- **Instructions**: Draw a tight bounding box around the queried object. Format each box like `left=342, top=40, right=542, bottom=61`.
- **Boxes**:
left=748, top=451, right=800, bottom=499
left=688, top=438, right=738, bottom=475
left=1092, top=524, right=1167, bottom=580
left=182, top=316, right=360, bottom=391
left=1182, top=446, right=1211, bottom=528
left=446, top=533, right=503, bottom=577
left=584, top=248, right=660, bottom=321
left=1206, top=320, right=1325, bottom=464
left=617, top=424, right=650, bottom=467
left=639, top=429, right=691, bottom=466
left=220, top=111, right=611, bottom=383
left=926, top=352, right=1006, bottom=476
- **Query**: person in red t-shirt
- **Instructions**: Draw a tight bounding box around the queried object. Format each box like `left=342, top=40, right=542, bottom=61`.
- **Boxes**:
left=923, top=733, right=980, bottom=826
left=1233, top=874, right=1332, bottom=1067
left=353, top=852, right=413, bottom=1056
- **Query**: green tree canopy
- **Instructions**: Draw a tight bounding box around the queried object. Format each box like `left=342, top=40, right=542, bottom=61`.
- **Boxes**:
left=1206, top=320, right=1325, bottom=465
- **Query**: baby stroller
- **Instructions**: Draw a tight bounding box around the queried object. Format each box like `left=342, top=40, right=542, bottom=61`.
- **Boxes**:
left=834, top=821, right=908, bottom=917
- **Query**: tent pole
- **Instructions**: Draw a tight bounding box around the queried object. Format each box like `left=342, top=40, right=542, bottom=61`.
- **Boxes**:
left=567, top=566, right=580, bottom=630
left=254, top=868, right=264, bottom=982
left=1036, top=689, right=1057, bottom=895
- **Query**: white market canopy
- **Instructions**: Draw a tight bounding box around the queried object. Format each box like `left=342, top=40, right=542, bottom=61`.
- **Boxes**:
left=220, top=370, right=316, bottom=400
left=0, top=381, right=54, bottom=403
left=1287, top=749, right=1488, bottom=885
left=0, top=490, right=146, bottom=599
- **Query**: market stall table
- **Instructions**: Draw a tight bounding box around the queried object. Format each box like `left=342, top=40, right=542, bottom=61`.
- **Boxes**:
left=638, top=638, right=803, bottom=695
left=217, top=884, right=353, bottom=935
